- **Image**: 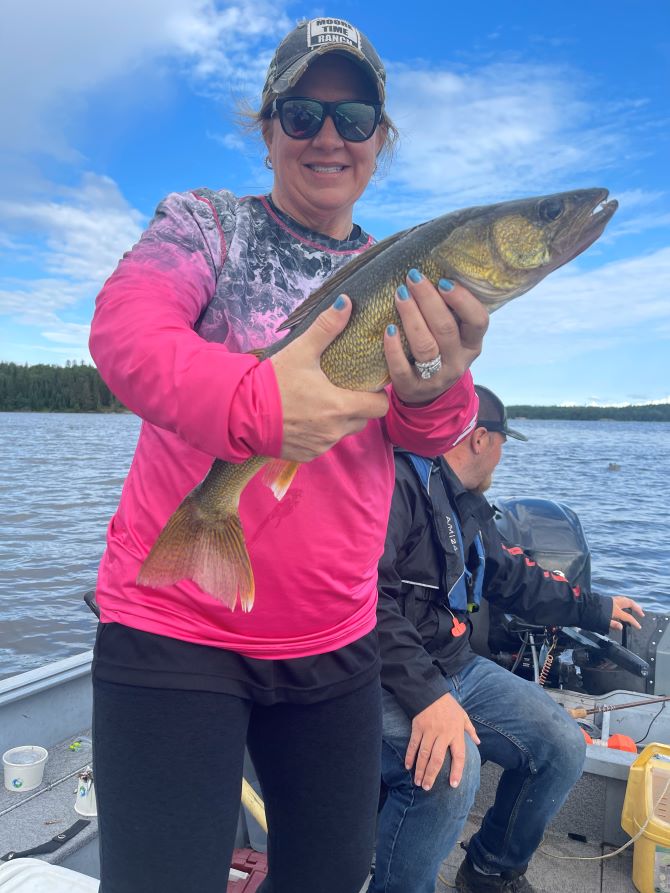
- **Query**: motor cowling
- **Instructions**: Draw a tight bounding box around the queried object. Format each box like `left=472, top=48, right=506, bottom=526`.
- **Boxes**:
left=492, top=496, right=592, bottom=592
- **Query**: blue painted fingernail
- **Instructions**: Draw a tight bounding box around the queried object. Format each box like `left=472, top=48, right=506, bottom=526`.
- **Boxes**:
left=333, top=295, right=346, bottom=310
left=439, top=278, right=454, bottom=292
left=397, top=285, right=410, bottom=300
left=386, top=324, right=397, bottom=336
left=408, top=268, right=422, bottom=283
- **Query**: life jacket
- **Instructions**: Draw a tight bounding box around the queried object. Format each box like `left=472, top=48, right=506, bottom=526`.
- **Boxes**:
left=406, top=453, right=485, bottom=614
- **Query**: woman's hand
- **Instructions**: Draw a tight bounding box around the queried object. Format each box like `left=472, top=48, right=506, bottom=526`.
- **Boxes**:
left=270, top=296, right=389, bottom=462
left=384, top=269, right=489, bottom=405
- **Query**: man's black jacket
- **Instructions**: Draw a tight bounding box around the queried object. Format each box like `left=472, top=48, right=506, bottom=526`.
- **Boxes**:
left=377, top=450, right=613, bottom=719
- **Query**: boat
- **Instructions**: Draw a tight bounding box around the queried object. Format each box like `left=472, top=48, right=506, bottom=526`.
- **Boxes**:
left=1, top=497, right=669, bottom=891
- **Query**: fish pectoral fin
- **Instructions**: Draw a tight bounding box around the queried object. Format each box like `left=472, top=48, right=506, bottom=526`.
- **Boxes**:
left=262, top=460, right=301, bottom=500
left=137, top=494, right=255, bottom=612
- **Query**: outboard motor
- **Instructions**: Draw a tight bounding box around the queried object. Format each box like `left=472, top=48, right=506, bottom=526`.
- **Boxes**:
left=493, top=496, right=592, bottom=592
left=485, top=496, right=651, bottom=694
left=487, top=497, right=591, bottom=664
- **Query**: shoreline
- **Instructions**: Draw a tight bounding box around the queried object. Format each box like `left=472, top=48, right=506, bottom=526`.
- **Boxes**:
left=1, top=407, right=668, bottom=422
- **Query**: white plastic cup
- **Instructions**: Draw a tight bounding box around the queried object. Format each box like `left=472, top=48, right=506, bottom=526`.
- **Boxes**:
left=2, top=745, right=49, bottom=792
left=74, top=766, right=97, bottom=816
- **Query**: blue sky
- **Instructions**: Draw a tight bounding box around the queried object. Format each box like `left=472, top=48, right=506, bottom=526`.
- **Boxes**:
left=1, top=0, right=668, bottom=405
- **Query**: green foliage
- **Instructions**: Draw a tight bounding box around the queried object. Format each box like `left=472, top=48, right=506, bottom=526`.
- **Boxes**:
left=0, top=362, right=127, bottom=413
left=507, top=404, right=670, bottom=422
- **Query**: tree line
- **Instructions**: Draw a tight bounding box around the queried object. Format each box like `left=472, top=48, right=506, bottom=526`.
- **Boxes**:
left=507, top=403, right=670, bottom=422
left=0, top=362, right=126, bottom=412
left=0, top=362, right=668, bottom=420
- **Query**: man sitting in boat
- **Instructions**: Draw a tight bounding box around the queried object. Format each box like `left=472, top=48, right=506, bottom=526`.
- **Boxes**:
left=370, top=384, right=644, bottom=893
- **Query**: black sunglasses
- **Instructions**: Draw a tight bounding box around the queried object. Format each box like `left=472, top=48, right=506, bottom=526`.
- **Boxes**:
left=271, top=97, right=382, bottom=142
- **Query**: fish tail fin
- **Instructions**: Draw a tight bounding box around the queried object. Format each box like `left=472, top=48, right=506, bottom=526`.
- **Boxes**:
left=262, top=460, right=301, bottom=500
left=137, top=493, right=255, bottom=611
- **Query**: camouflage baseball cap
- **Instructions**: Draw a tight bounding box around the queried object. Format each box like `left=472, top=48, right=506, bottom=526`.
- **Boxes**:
left=262, top=17, right=386, bottom=103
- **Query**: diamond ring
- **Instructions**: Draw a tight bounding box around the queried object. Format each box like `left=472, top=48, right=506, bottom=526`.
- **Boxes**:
left=414, top=354, right=443, bottom=380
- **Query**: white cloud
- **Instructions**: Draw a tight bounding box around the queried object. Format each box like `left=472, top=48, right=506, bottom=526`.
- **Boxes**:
left=0, top=174, right=144, bottom=290
left=0, top=280, right=88, bottom=324
left=601, top=211, right=670, bottom=241
left=480, top=245, right=670, bottom=365
left=0, top=1, right=294, bottom=350
left=207, top=130, right=248, bottom=151
left=0, top=173, right=145, bottom=357
left=42, top=323, right=92, bottom=346
left=0, top=0, right=291, bottom=157
left=364, top=61, right=638, bottom=222
left=163, top=0, right=292, bottom=90
left=0, top=0, right=297, bottom=366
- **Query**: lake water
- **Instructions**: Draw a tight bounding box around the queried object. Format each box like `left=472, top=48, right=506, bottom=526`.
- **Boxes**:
left=1, top=412, right=668, bottom=680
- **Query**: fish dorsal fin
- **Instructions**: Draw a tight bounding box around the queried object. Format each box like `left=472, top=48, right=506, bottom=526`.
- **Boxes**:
left=277, top=225, right=417, bottom=332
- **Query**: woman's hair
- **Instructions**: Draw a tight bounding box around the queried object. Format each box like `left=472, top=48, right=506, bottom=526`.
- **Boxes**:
left=237, top=91, right=400, bottom=172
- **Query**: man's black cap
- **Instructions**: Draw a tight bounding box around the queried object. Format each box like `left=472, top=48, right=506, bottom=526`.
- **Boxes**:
left=475, top=384, right=528, bottom=441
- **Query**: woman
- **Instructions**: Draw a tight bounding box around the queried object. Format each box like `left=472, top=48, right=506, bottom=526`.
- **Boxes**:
left=89, top=17, right=489, bottom=893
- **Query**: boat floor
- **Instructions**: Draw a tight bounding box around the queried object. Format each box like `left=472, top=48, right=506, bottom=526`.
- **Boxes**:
left=430, top=817, right=635, bottom=893
left=0, top=728, right=638, bottom=892
left=0, top=728, right=98, bottom=873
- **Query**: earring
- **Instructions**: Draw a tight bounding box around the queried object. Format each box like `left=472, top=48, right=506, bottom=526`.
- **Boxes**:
left=264, top=155, right=273, bottom=170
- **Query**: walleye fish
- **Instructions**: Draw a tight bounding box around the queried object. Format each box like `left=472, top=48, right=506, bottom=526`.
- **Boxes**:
left=138, top=188, right=618, bottom=610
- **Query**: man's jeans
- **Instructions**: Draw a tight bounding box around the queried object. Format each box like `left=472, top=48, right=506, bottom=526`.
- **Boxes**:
left=370, top=655, right=586, bottom=893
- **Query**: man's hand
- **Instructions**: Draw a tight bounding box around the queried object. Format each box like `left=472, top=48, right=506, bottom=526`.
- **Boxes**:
left=610, top=595, right=645, bottom=631
left=405, top=693, right=480, bottom=792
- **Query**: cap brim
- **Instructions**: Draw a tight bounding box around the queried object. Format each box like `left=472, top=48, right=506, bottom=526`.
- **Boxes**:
left=477, top=418, right=528, bottom=442
left=505, top=427, right=528, bottom=442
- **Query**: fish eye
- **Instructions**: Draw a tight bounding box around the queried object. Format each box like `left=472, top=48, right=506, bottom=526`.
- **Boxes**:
left=539, top=198, right=564, bottom=222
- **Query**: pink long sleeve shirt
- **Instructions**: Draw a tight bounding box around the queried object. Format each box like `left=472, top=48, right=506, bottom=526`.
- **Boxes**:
left=89, top=190, right=477, bottom=660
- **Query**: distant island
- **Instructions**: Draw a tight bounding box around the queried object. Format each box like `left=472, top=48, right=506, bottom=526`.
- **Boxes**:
left=1, top=361, right=668, bottom=421
left=507, top=403, right=670, bottom=422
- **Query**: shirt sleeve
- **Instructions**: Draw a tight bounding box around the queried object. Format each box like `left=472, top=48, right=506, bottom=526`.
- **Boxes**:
left=377, top=470, right=451, bottom=717
left=89, top=191, right=284, bottom=462
left=383, top=370, right=478, bottom=457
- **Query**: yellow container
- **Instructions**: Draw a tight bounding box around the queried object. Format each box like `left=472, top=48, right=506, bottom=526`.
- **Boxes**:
left=621, top=743, right=670, bottom=893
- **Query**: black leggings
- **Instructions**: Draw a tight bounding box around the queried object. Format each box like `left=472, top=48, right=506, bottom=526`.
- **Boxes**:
left=93, top=677, right=382, bottom=893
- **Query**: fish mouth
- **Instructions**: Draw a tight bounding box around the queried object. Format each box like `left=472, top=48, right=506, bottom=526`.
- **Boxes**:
left=560, top=188, right=618, bottom=264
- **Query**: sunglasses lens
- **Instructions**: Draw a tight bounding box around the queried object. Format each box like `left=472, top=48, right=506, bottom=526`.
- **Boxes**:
left=279, top=99, right=324, bottom=139
left=276, top=99, right=380, bottom=142
left=333, top=102, right=379, bottom=141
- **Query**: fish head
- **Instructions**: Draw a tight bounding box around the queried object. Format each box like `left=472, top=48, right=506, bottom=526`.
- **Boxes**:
left=430, top=188, right=618, bottom=310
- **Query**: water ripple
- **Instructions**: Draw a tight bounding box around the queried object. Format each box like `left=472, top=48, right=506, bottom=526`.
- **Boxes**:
left=1, top=413, right=669, bottom=679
